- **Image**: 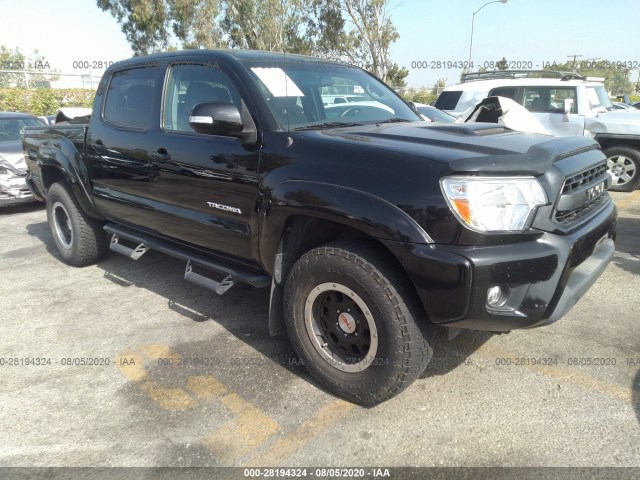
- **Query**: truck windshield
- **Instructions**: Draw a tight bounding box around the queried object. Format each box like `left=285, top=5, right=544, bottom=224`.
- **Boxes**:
left=585, top=85, right=614, bottom=112
left=242, top=59, right=420, bottom=130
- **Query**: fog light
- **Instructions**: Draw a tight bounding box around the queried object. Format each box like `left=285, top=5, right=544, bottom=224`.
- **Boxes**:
left=487, top=285, right=508, bottom=308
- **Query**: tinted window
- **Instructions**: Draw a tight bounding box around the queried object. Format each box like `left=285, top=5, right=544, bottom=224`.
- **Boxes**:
left=103, top=68, right=157, bottom=129
left=163, top=63, right=241, bottom=132
left=434, top=91, right=463, bottom=111
left=521, top=87, right=577, bottom=113
left=489, top=87, right=518, bottom=101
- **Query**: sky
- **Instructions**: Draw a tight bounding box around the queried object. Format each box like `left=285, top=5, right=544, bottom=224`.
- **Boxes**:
left=0, top=0, right=639, bottom=88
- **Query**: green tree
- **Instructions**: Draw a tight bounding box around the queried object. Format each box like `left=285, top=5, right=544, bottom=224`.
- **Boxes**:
left=430, top=78, right=446, bottom=95
left=222, top=0, right=309, bottom=51
left=338, top=0, right=398, bottom=81
left=98, top=0, right=315, bottom=54
left=170, top=0, right=224, bottom=49
left=96, top=0, right=171, bottom=55
left=543, top=60, right=631, bottom=94
left=496, top=57, right=508, bottom=70
left=97, top=0, right=403, bottom=83
left=386, top=62, right=408, bottom=88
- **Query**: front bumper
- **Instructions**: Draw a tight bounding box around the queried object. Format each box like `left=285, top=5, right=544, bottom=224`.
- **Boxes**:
left=387, top=199, right=617, bottom=332
left=0, top=173, right=36, bottom=207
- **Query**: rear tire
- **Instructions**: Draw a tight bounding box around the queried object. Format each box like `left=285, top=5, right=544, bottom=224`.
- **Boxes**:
left=605, top=146, right=640, bottom=192
left=283, top=241, right=432, bottom=406
left=46, top=182, right=107, bottom=266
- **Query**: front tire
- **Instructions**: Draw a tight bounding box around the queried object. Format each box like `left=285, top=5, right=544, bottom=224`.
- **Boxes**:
left=46, top=182, right=107, bottom=266
left=283, top=241, right=432, bottom=406
left=605, top=147, right=640, bottom=192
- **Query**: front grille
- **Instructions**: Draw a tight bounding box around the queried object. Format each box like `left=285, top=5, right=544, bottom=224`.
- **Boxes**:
left=554, top=163, right=609, bottom=226
left=561, top=164, right=607, bottom=194
left=555, top=195, right=607, bottom=225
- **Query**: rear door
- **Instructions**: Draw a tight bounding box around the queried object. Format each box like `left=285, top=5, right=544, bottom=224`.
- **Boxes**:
left=87, top=63, right=165, bottom=228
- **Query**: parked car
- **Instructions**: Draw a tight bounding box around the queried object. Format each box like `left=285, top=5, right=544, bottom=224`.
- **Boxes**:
left=435, top=70, right=640, bottom=191
left=321, top=95, right=368, bottom=105
left=0, top=112, right=44, bottom=206
left=24, top=51, right=616, bottom=405
left=412, top=103, right=455, bottom=122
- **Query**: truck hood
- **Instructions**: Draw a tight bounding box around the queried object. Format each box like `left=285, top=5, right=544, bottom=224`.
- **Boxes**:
left=304, top=122, right=599, bottom=175
left=586, top=110, right=640, bottom=135
left=0, top=141, right=27, bottom=174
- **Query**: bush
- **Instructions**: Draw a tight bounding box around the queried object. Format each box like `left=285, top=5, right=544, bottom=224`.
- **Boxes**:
left=0, top=88, right=95, bottom=116
left=401, top=89, right=437, bottom=105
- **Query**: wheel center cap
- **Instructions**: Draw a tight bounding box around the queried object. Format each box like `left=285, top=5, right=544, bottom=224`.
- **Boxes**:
left=337, top=312, right=357, bottom=334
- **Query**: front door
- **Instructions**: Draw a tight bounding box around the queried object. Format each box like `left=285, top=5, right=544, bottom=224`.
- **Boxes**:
left=521, top=86, right=585, bottom=137
left=149, top=60, right=261, bottom=261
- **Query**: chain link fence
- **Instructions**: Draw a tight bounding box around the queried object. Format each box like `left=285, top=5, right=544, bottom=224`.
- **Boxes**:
left=0, top=70, right=103, bottom=89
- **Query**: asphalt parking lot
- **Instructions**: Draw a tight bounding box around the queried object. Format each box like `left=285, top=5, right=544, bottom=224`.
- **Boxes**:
left=0, top=191, right=639, bottom=470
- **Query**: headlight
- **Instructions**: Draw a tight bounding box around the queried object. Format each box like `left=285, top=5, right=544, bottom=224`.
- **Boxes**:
left=441, top=176, right=548, bottom=232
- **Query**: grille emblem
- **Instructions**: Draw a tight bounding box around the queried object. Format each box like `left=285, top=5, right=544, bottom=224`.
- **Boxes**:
left=586, top=182, right=605, bottom=201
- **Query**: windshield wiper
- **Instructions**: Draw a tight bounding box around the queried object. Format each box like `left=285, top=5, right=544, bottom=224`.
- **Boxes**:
left=375, top=117, right=412, bottom=124
left=293, top=122, right=363, bottom=131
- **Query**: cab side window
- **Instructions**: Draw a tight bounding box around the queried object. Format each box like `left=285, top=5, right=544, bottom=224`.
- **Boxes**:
left=521, top=87, right=577, bottom=113
left=103, top=68, right=157, bottom=129
left=489, top=87, right=518, bottom=101
left=164, top=64, right=241, bottom=133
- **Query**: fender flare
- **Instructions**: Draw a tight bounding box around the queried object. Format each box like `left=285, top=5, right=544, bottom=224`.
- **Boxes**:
left=37, top=136, right=102, bottom=219
left=260, top=180, right=433, bottom=274
left=594, top=133, right=640, bottom=144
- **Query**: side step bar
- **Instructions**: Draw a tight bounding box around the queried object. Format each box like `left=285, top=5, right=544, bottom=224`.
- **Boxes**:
left=184, top=260, right=235, bottom=295
left=104, top=223, right=271, bottom=293
left=109, top=234, right=150, bottom=260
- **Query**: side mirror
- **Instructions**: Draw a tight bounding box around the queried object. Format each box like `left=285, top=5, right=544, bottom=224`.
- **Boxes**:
left=563, top=99, right=574, bottom=122
left=189, top=102, right=243, bottom=136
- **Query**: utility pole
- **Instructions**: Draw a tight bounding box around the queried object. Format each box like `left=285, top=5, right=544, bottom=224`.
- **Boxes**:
left=567, top=54, right=583, bottom=70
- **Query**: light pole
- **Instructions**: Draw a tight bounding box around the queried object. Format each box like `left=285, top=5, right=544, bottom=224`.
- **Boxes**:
left=467, top=0, right=508, bottom=72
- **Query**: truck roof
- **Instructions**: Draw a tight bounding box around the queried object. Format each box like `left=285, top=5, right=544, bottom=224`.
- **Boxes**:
left=108, top=49, right=338, bottom=69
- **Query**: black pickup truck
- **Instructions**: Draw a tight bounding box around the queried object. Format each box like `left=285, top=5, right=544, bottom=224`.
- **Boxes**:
left=23, top=50, right=617, bottom=405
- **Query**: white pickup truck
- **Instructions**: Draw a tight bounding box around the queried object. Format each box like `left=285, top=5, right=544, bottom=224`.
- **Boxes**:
left=435, top=70, right=640, bottom=191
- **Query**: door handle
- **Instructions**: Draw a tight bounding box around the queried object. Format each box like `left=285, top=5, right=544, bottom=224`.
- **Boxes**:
left=152, top=148, right=172, bottom=163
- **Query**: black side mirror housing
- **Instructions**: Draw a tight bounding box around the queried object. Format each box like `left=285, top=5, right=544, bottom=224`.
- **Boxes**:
left=189, top=102, right=243, bottom=136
